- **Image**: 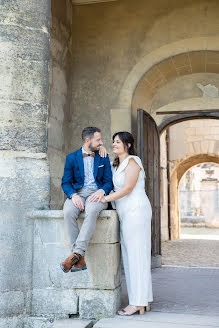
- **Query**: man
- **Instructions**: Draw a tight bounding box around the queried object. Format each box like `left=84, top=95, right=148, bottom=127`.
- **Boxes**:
left=60, top=127, right=113, bottom=273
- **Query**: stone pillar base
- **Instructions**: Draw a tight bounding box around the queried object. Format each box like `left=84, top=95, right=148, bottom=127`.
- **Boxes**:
left=28, top=210, right=121, bottom=320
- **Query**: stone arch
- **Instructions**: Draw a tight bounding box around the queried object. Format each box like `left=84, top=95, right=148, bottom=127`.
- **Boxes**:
left=169, top=153, right=219, bottom=239
left=156, top=98, right=219, bottom=132
left=111, top=36, right=219, bottom=135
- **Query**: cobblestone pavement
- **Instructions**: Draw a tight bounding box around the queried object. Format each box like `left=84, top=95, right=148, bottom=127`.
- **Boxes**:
left=162, top=228, right=219, bottom=267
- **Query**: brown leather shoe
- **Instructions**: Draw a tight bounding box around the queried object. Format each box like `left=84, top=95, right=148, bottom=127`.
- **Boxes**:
left=60, top=252, right=81, bottom=273
left=71, top=256, right=87, bottom=272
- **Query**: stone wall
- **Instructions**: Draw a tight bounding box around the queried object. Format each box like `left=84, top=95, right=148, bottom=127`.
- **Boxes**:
left=169, top=119, right=219, bottom=161
left=48, top=0, right=73, bottom=209
left=160, top=131, right=169, bottom=241
left=66, top=0, right=219, bottom=145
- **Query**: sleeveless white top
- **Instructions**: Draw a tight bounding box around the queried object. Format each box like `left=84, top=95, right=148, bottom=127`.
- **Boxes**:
left=113, top=155, right=152, bottom=219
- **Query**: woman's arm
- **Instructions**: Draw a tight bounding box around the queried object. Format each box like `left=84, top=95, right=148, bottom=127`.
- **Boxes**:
left=102, top=158, right=141, bottom=202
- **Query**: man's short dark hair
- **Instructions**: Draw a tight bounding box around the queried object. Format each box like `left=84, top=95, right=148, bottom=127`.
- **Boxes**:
left=82, top=127, right=101, bottom=141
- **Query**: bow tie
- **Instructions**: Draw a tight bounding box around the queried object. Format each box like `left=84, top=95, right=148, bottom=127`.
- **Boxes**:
left=83, top=152, right=95, bottom=158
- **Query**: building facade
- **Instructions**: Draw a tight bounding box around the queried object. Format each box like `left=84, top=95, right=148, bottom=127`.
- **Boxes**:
left=1, top=0, right=219, bottom=325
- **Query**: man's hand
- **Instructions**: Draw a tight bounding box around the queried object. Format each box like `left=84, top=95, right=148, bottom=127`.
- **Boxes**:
left=88, top=189, right=105, bottom=203
left=71, top=194, right=84, bottom=211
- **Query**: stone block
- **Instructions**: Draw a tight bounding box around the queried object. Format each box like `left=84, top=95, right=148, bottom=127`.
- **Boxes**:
left=0, top=316, right=23, bottom=328
left=32, top=289, right=78, bottom=316
left=0, top=58, right=49, bottom=105
left=85, top=243, right=121, bottom=289
left=0, top=291, right=24, bottom=316
left=0, top=24, right=49, bottom=62
left=0, top=157, right=50, bottom=207
left=30, top=210, right=119, bottom=244
left=0, top=210, right=33, bottom=291
left=0, top=100, right=48, bottom=123
left=24, top=316, right=54, bottom=328
left=0, top=123, right=47, bottom=153
left=31, top=212, right=121, bottom=290
left=77, top=287, right=121, bottom=319
left=52, top=319, right=93, bottom=328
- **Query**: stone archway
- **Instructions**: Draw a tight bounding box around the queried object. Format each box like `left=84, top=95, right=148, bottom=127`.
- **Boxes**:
left=110, top=36, right=219, bottom=136
left=169, top=154, right=219, bottom=239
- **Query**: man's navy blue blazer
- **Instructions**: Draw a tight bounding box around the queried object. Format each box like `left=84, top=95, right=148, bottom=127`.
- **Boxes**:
left=61, top=147, right=113, bottom=199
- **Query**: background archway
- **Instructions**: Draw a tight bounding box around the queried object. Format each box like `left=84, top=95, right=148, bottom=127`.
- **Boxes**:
left=169, top=154, right=219, bottom=239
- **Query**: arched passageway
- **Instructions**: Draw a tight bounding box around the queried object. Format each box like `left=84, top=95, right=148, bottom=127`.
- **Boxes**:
left=170, top=154, right=219, bottom=239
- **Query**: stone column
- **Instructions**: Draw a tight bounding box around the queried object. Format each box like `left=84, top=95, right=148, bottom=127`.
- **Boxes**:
left=0, top=1, right=51, bottom=325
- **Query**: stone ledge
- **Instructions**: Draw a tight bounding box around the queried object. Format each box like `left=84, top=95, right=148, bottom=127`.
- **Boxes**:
left=28, top=209, right=117, bottom=220
left=28, top=209, right=120, bottom=244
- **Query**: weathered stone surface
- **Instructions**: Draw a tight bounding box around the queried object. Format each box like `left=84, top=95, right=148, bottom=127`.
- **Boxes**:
left=30, top=210, right=121, bottom=290
left=0, top=0, right=51, bottom=322
left=0, top=124, right=48, bottom=152
left=24, top=318, right=53, bottom=328
left=0, top=25, right=50, bottom=62
left=32, top=289, right=78, bottom=316
left=0, top=316, right=23, bottom=328
left=48, top=117, right=64, bottom=150
left=48, top=5, right=73, bottom=211
left=0, top=0, right=50, bottom=30
left=85, top=243, right=121, bottom=289
left=0, top=291, right=24, bottom=316
left=0, top=157, right=50, bottom=206
left=30, top=210, right=120, bottom=243
left=77, top=287, right=121, bottom=319
left=0, top=58, right=49, bottom=105
left=0, top=100, right=48, bottom=122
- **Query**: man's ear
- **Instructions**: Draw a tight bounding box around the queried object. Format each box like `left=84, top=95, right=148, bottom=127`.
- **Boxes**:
left=128, top=143, right=131, bottom=148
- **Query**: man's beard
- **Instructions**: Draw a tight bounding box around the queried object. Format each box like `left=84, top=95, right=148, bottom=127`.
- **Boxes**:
left=89, top=143, right=100, bottom=152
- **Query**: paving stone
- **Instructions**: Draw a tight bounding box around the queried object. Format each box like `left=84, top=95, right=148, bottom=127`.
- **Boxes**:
left=151, top=267, right=219, bottom=316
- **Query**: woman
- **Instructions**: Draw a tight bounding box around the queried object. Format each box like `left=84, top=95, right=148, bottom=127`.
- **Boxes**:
left=100, top=132, right=153, bottom=316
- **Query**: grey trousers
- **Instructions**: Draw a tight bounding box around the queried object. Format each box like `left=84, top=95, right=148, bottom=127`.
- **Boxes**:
left=63, top=188, right=107, bottom=256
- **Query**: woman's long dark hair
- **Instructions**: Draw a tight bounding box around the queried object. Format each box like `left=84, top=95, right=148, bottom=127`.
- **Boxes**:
left=112, top=131, right=136, bottom=167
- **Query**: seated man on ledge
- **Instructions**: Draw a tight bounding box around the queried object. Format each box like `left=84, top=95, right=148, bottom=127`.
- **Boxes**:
left=60, top=126, right=113, bottom=273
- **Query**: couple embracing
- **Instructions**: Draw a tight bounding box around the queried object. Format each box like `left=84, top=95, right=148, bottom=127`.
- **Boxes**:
left=60, top=127, right=153, bottom=316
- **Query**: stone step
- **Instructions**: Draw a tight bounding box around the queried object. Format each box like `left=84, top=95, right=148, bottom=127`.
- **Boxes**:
left=52, top=318, right=93, bottom=328
left=93, top=312, right=219, bottom=328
